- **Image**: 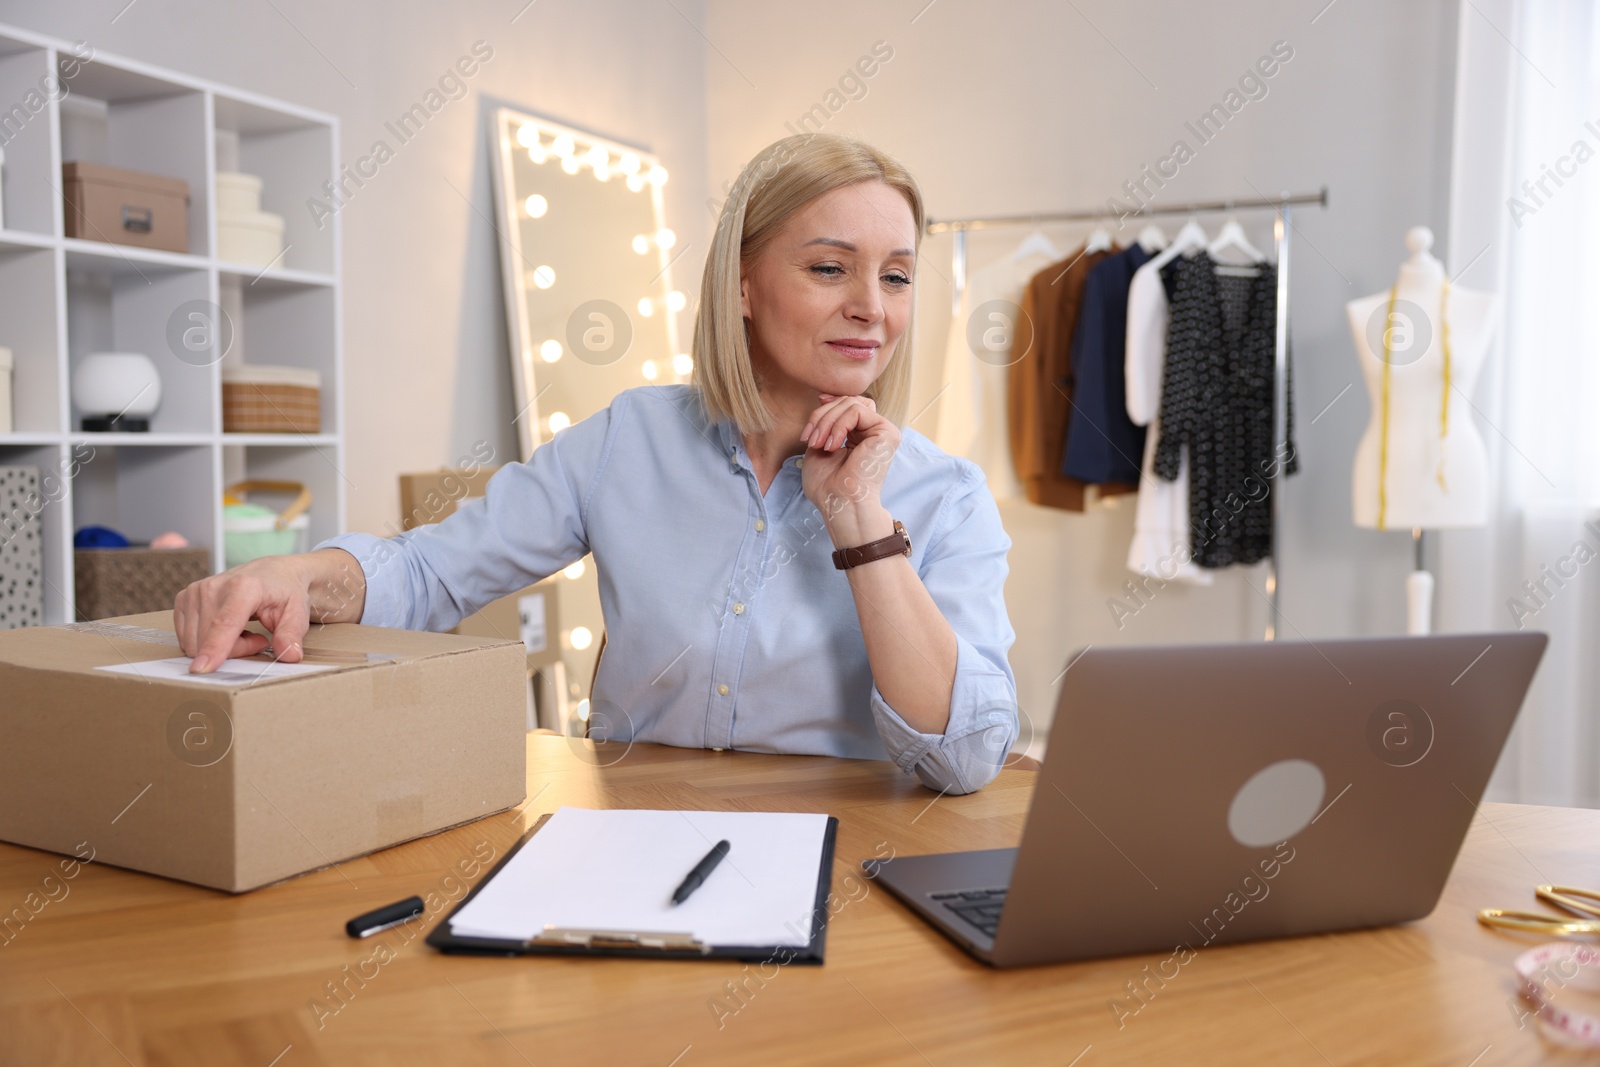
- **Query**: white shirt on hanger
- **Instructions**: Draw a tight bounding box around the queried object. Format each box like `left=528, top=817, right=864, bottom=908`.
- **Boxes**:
left=1124, top=256, right=1212, bottom=585
left=934, top=251, right=1052, bottom=502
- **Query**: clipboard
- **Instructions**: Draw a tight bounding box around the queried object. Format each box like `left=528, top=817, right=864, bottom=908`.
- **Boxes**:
left=427, top=812, right=840, bottom=963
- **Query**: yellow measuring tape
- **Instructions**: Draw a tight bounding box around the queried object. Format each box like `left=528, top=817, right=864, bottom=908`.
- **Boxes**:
left=1377, top=279, right=1450, bottom=530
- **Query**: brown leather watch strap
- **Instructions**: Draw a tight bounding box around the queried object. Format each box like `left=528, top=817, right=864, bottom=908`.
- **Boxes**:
left=832, top=519, right=912, bottom=570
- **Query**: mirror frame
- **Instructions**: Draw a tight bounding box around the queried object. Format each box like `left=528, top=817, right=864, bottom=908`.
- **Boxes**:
left=488, top=106, right=680, bottom=461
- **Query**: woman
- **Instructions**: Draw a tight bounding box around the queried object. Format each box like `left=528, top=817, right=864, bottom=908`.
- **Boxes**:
left=176, top=133, right=1018, bottom=794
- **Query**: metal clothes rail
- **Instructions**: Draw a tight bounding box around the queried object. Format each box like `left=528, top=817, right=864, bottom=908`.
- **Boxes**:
left=928, top=188, right=1330, bottom=640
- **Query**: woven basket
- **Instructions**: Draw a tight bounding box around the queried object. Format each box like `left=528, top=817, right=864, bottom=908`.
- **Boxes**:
left=74, top=547, right=212, bottom=621
left=221, top=365, right=321, bottom=433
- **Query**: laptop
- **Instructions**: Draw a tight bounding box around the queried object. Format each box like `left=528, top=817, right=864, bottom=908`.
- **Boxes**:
left=868, top=632, right=1547, bottom=968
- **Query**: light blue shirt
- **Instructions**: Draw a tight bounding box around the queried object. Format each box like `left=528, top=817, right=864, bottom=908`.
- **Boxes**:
left=317, top=384, right=1018, bottom=794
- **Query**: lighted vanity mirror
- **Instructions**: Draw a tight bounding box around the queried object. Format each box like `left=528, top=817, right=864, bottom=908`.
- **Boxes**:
left=489, top=106, right=687, bottom=461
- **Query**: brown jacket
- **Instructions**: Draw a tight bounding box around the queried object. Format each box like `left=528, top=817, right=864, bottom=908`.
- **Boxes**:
left=1007, top=245, right=1135, bottom=510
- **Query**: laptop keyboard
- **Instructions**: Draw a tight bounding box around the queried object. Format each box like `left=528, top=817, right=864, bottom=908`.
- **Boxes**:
left=930, top=887, right=1008, bottom=937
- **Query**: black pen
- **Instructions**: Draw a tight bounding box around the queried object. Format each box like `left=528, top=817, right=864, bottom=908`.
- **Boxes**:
left=671, top=840, right=731, bottom=905
left=345, top=895, right=425, bottom=938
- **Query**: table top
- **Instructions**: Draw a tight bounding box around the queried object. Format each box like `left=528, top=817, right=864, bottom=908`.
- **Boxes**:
left=1, top=735, right=1595, bottom=1066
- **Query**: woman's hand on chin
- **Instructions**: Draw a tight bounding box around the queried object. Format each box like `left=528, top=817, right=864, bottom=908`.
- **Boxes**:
left=800, top=392, right=901, bottom=546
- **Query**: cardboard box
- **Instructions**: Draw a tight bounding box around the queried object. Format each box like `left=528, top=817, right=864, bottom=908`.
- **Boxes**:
left=399, top=468, right=562, bottom=667
left=62, top=161, right=191, bottom=254
left=0, top=610, right=527, bottom=892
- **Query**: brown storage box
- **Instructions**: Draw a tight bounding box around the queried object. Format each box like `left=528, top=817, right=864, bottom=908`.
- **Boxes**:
left=0, top=610, right=527, bottom=892
left=62, top=161, right=191, bottom=254
left=400, top=467, right=562, bottom=667
left=222, top=365, right=322, bottom=434
left=74, top=546, right=212, bottom=621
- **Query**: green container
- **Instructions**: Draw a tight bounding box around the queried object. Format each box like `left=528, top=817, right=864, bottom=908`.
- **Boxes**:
left=222, top=480, right=312, bottom=569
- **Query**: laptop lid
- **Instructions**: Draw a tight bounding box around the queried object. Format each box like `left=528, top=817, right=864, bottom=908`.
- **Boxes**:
left=989, top=632, right=1546, bottom=968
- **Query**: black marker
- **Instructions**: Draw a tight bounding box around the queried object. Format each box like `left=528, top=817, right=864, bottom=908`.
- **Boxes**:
left=671, top=840, right=731, bottom=905
left=346, top=895, right=425, bottom=938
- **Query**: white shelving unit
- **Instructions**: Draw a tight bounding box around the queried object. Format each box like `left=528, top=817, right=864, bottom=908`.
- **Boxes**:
left=0, top=23, right=342, bottom=624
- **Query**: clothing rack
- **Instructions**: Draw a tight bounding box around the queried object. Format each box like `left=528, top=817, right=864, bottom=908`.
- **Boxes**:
left=927, top=187, right=1329, bottom=641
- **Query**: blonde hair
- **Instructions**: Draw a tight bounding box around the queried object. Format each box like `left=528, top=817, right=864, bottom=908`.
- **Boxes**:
left=692, top=133, right=923, bottom=434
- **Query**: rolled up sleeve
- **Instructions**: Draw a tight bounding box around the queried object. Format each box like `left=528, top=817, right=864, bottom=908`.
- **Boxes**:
left=314, top=401, right=618, bottom=632
left=867, top=463, right=1019, bottom=794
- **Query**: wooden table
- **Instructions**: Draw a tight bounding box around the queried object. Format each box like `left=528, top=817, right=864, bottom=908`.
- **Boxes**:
left=1, top=735, right=1595, bottom=1066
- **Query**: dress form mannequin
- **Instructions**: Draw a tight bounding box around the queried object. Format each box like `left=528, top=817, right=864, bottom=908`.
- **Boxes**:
left=1346, top=226, right=1497, bottom=632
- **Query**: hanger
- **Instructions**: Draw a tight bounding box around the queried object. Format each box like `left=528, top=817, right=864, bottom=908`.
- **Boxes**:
left=1146, top=218, right=1208, bottom=270
left=1207, top=215, right=1264, bottom=263
left=1085, top=223, right=1114, bottom=255
left=1011, top=228, right=1062, bottom=262
left=1136, top=224, right=1168, bottom=253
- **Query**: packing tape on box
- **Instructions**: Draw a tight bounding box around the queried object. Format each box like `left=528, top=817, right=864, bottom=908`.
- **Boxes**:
left=56, top=620, right=396, bottom=666
left=1515, top=942, right=1600, bottom=1047
left=57, top=620, right=182, bottom=646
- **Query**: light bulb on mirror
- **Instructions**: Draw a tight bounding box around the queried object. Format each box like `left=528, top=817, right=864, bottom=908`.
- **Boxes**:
left=575, top=698, right=591, bottom=723
left=671, top=353, right=693, bottom=376
left=540, top=339, right=563, bottom=363
left=625, top=174, right=644, bottom=192
left=631, top=235, right=650, bottom=255
left=560, top=156, right=580, bottom=175
left=636, top=297, right=653, bottom=318
left=619, top=153, right=640, bottom=175
left=532, top=265, right=555, bottom=289
left=647, top=165, right=668, bottom=186
left=641, top=359, right=658, bottom=380
left=552, top=133, right=575, bottom=158
left=515, top=124, right=538, bottom=148
left=524, top=194, right=548, bottom=219
left=528, top=143, right=547, bottom=164
left=587, top=145, right=607, bottom=168
left=563, top=560, right=586, bottom=580
left=665, top=290, right=687, bottom=313
left=547, top=410, right=571, bottom=433
left=568, top=626, right=594, bottom=651
left=655, top=228, right=676, bottom=250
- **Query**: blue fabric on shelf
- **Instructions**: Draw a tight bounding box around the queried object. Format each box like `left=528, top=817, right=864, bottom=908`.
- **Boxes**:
left=74, top=525, right=131, bottom=549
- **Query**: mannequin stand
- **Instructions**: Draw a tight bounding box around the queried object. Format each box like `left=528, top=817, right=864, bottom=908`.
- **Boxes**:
left=1406, top=527, right=1434, bottom=635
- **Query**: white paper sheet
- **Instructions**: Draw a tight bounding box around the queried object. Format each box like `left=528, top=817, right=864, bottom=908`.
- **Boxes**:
left=448, top=807, right=831, bottom=947
left=96, top=656, right=339, bottom=687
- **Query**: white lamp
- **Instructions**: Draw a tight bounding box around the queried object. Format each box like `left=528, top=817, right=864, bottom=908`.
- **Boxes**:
left=73, top=351, right=161, bottom=432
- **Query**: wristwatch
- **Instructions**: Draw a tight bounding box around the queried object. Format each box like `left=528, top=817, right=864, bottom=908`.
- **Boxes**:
left=832, top=519, right=912, bottom=570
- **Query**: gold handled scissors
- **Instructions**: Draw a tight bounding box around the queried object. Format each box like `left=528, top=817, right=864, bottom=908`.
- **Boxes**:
left=1478, top=885, right=1600, bottom=936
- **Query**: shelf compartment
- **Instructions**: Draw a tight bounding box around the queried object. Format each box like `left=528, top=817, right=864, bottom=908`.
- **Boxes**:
left=0, top=44, right=61, bottom=236
left=214, top=94, right=335, bottom=277
left=71, top=442, right=216, bottom=552
left=221, top=442, right=344, bottom=556
left=223, top=283, right=337, bottom=436
left=66, top=266, right=217, bottom=435
left=58, top=63, right=210, bottom=258
left=0, top=244, right=62, bottom=432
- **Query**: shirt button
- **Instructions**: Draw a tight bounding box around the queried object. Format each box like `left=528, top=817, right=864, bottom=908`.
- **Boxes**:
left=754, top=519, right=765, bottom=533
left=717, top=683, right=730, bottom=696
left=732, top=602, right=745, bottom=615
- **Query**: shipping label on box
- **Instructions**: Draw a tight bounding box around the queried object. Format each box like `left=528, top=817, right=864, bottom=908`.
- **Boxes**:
left=0, top=610, right=528, bottom=892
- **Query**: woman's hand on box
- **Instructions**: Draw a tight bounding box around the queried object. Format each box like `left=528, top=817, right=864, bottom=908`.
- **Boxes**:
left=175, top=549, right=363, bottom=673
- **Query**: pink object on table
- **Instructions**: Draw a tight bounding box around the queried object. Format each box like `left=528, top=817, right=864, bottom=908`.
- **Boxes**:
left=151, top=531, right=189, bottom=549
